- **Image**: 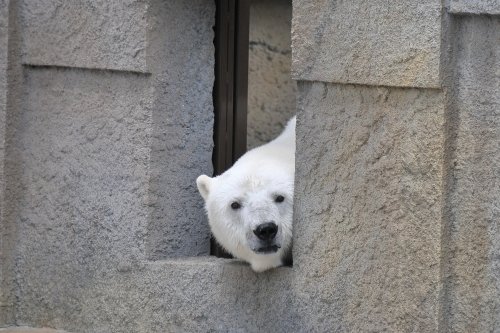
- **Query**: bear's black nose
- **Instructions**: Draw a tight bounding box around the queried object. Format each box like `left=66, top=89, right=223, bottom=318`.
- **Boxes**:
left=253, top=222, right=278, bottom=241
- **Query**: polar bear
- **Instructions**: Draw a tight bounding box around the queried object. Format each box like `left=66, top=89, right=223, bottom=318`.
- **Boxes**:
left=196, top=117, right=295, bottom=272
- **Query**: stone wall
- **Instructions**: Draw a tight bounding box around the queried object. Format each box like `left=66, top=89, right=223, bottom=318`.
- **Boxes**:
left=292, top=0, right=445, bottom=330
left=292, top=0, right=442, bottom=88
left=0, top=0, right=11, bottom=326
left=294, top=84, right=445, bottom=331
left=19, top=0, right=149, bottom=72
left=0, top=0, right=498, bottom=332
left=2, top=0, right=222, bottom=331
left=292, top=0, right=499, bottom=332
left=440, top=13, right=500, bottom=333
left=0, top=0, right=22, bottom=326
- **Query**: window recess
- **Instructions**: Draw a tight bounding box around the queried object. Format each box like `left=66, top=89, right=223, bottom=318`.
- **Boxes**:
left=212, top=0, right=250, bottom=257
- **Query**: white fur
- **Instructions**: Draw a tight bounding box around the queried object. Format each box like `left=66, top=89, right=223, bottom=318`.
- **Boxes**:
left=197, top=117, right=295, bottom=272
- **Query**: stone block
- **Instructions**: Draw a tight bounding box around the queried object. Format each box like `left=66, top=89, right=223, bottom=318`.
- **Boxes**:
left=15, top=255, right=297, bottom=333
left=19, top=0, right=148, bottom=72
left=0, top=0, right=12, bottom=327
left=145, top=0, right=214, bottom=259
left=11, top=68, right=153, bottom=296
left=450, top=0, right=500, bottom=15
left=0, top=328, right=71, bottom=333
left=294, top=82, right=445, bottom=331
left=292, top=0, right=442, bottom=88
left=441, top=15, right=500, bottom=332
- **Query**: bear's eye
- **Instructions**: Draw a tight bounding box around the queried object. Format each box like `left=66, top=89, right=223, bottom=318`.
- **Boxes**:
left=230, top=201, right=241, bottom=210
left=275, top=195, right=285, bottom=203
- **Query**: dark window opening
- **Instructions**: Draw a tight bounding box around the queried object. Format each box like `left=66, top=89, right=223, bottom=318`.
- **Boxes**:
left=212, top=0, right=250, bottom=257
left=212, top=0, right=295, bottom=258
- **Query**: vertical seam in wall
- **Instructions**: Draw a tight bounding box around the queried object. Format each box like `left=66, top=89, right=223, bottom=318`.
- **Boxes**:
left=438, top=1, right=459, bottom=332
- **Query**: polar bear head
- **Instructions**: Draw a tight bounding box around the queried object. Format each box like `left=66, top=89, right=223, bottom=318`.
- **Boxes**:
left=197, top=161, right=293, bottom=272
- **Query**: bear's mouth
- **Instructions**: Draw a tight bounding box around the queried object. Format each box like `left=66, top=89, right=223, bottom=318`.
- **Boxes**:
left=255, top=245, right=280, bottom=254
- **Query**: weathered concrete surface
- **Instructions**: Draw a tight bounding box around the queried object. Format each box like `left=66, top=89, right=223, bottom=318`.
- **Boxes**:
left=19, top=0, right=148, bottom=72
left=0, top=0, right=23, bottom=327
left=0, top=328, right=71, bottom=333
left=11, top=67, right=153, bottom=328
left=441, top=15, right=500, bottom=333
left=10, top=0, right=217, bottom=330
left=0, top=0, right=10, bottom=326
left=3, top=0, right=500, bottom=332
left=450, top=0, right=500, bottom=15
left=17, top=254, right=296, bottom=332
left=247, top=0, right=296, bottom=149
left=292, top=0, right=443, bottom=88
left=294, top=82, right=445, bottom=332
left=145, top=0, right=214, bottom=259
left=11, top=66, right=211, bottom=333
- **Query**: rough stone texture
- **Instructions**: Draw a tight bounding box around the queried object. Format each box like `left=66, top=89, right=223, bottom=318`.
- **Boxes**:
left=294, top=82, right=445, bottom=332
left=0, top=0, right=22, bottom=327
left=7, top=0, right=215, bottom=330
left=11, top=67, right=153, bottom=328
left=292, top=0, right=443, bottom=88
left=0, top=0, right=10, bottom=326
left=247, top=0, right=296, bottom=149
left=450, top=0, right=500, bottom=15
left=0, top=328, right=71, bottom=333
left=2, top=0, right=500, bottom=332
left=17, top=253, right=296, bottom=332
left=19, top=0, right=148, bottom=72
left=145, top=0, right=214, bottom=259
left=441, top=15, right=500, bottom=333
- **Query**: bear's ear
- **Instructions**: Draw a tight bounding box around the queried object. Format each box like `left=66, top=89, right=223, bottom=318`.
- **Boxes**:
left=196, top=175, right=213, bottom=201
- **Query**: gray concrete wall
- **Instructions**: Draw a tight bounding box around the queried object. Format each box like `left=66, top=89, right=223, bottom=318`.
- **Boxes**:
left=19, top=0, right=149, bottom=72
left=7, top=0, right=212, bottom=266
left=3, top=0, right=220, bottom=331
left=440, top=14, right=500, bottom=333
left=292, top=0, right=446, bottom=328
left=291, top=0, right=500, bottom=331
left=247, top=0, right=296, bottom=149
left=0, top=0, right=10, bottom=326
left=450, top=0, right=500, bottom=14
left=145, top=0, right=214, bottom=259
left=1, top=0, right=22, bottom=326
left=294, top=83, right=445, bottom=332
left=1, top=0, right=499, bottom=332
left=292, top=0, right=443, bottom=88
